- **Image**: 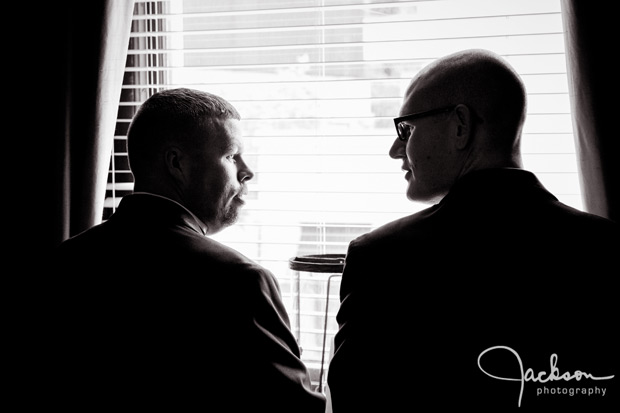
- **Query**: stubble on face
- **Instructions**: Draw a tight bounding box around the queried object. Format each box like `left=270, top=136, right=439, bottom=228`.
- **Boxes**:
left=183, top=118, right=247, bottom=235
left=219, top=183, right=245, bottom=229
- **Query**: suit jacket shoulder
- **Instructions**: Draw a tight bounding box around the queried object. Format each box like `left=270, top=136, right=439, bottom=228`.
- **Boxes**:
left=329, top=169, right=618, bottom=412
left=349, top=204, right=439, bottom=251
left=52, top=194, right=326, bottom=411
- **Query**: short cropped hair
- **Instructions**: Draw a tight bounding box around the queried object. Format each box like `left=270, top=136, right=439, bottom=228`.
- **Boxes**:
left=127, top=88, right=240, bottom=180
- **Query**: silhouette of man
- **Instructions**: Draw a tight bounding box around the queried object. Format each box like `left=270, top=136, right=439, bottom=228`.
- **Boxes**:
left=56, top=88, right=326, bottom=412
left=327, top=49, right=618, bottom=412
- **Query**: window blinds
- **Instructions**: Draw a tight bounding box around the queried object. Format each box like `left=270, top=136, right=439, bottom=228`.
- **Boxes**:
left=107, top=0, right=580, bottom=375
left=109, top=0, right=579, bottom=265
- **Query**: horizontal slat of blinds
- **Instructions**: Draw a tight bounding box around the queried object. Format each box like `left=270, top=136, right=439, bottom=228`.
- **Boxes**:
left=133, top=0, right=558, bottom=17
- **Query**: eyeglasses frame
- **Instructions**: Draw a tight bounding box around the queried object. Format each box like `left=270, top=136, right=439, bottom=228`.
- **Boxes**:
left=393, top=105, right=458, bottom=141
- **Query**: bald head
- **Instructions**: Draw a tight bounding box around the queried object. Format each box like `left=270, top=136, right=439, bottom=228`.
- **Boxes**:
left=402, top=49, right=527, bottom=153
left=391, top=49, right=528, bottom=204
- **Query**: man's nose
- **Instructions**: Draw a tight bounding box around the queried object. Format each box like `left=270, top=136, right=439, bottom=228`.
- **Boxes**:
left=237, top=157, right=254, bottom=183
left=389, top=137, right=406, bottom=159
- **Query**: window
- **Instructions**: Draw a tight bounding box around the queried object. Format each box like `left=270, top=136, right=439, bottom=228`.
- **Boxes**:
left=107, top=0, right=581, bottom=387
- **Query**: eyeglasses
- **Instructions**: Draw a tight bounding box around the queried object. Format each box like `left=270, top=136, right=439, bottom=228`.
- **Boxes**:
left=393, top=105, right=457, bottom=141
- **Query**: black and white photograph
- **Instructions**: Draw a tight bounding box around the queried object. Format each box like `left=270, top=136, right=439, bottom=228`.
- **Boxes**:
left=28, top=0, right=618, bottom=411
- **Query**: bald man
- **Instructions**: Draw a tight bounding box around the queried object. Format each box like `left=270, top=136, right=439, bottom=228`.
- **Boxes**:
left=327, top=50, right=618, bottom=411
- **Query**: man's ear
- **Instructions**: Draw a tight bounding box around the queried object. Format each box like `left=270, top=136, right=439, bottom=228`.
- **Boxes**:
left=453, top=104, right=473, bottom=150
left=164, top=146, right=186, bottom=183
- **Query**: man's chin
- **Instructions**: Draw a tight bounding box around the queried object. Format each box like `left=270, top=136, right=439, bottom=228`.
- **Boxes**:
left=202, top=209, right=238, bottom=235
left=405, top=182, right=420, bottom=202
left=222, top=204, right=242, bottom=227
left=406, top=184, right=442, bottom=205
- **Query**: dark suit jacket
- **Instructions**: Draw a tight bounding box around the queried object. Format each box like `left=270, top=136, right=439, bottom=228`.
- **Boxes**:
left=328, top=168, right=618, bottom=412
left=51, top=194, right=325, bottom=412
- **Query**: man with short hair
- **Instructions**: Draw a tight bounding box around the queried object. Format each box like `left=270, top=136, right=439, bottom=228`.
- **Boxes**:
left=327, top=49, right=618, bottom=412
left=56, top=88, right=326, bottom=412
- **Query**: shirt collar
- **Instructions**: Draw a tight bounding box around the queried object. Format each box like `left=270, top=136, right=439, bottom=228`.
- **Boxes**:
left=131, top=192, right=209, bottom=236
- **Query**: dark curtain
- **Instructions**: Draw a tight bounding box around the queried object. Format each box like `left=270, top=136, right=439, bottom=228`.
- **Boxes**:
left=37, top=1, right=134, bottom=252
left=561, top=1, right=618, bottom=222
left=63, top=0, right=135, bottom=240
left=15, top=2, right=134, bottom=399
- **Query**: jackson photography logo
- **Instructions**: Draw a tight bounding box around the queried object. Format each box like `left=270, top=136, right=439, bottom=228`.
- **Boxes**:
left=477, top=346, right=615, bottom=408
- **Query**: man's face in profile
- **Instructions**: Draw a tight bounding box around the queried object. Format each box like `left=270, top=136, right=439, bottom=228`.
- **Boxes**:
left=182, top=118, right=254, bottom=234
left=391, top=87, right=458, bottom=205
